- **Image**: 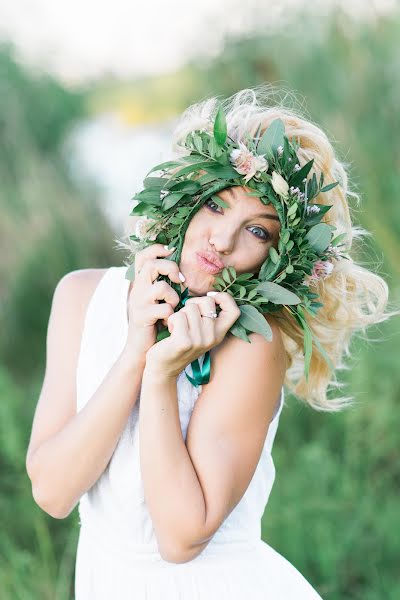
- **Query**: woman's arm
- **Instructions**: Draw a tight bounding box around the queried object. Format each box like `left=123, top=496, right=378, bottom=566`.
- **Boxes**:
left=139, top=368, right=208, bottom=562
left=139, top=324, right=285, bottom=564
left=26, top=271, right=145, bottom=519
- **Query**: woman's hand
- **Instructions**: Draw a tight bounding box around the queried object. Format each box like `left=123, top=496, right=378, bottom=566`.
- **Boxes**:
left=123, top=244, right=185, bottom=363
left=144, top=292, right=241, bottom=379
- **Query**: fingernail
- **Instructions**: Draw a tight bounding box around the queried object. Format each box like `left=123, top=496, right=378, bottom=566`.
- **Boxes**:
left=207, top=291, right=218, bottom=296
left=164, top=245, right=176, bottom=251
left=179, top=271, right=186, bottom=282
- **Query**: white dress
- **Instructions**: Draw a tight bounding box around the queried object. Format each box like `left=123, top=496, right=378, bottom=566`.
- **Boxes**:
left=74, top=265, right=323, bottom=599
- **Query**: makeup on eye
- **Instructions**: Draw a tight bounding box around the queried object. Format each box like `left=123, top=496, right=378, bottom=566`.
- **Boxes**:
left=204, top=199, right=272, bottom=242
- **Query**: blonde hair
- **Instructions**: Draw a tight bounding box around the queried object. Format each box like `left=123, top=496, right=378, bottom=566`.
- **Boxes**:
left=116, top=83, right=400, bottom=412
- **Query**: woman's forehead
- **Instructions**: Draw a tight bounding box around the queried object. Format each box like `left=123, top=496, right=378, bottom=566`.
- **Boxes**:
left=219, top=185, right=280, bottom=219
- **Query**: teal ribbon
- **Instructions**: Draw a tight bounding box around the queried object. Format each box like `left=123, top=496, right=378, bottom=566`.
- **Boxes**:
left=180, top=286, right=211, bottom=387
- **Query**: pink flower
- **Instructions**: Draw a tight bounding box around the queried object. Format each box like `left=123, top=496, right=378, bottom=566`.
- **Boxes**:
left=229, top=141, right=269, bottom=183
left=309, top=260, right=334, bottom=282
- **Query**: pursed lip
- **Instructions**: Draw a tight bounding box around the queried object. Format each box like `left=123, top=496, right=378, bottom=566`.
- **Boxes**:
left=196, top=251, right=225, bottom=273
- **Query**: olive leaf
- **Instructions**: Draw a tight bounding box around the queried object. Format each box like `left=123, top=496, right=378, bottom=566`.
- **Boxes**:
left=237, top=305, right=273, bottom=342
left=305, top=223, right=332, bottom=253
left=256, top=281, right=301, bottom=304
left=213, top=103, right=227, bottom=146
left=257, top=118, right=285, bottom=159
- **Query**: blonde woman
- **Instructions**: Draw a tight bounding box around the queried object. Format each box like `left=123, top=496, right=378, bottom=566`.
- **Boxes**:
left=26, top=86, right=396, bottom=599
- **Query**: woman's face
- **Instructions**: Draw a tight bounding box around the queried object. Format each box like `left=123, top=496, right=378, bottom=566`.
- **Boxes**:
left=179, top=185, right=281, bottom=296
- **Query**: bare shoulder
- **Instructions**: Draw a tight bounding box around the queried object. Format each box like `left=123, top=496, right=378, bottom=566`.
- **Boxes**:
left=210, top=313, right=287, bottom=386
left=55, top=267, right=109, bottom=307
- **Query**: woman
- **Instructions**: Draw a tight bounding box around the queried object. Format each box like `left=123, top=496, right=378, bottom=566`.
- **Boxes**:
left=26, top=86, right=395, bottom=599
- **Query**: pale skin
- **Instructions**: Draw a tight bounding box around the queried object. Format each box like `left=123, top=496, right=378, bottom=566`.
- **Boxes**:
left=26, top=185, right=287, bottom=563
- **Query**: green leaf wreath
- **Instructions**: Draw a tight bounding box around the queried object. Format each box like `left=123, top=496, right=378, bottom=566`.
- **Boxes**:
left=125, top=101, right=350, bottom=384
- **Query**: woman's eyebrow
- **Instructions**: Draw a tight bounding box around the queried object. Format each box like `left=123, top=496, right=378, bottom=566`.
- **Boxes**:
left=222, top=189, right=280, bottom=221
left=251, top=212, right=280, bottom=221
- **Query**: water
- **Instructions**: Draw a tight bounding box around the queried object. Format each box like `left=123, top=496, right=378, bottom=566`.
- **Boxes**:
left=66, top=112, right=177, bottom=232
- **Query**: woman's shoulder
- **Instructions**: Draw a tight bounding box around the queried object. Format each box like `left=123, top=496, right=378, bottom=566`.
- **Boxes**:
left=53, top=268, right=109, bottom=320
left=209, top=313, right=287, bottom=383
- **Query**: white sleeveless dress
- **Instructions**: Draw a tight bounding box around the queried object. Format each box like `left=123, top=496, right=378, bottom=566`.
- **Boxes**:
left=74, top=265, right=323, bottom=599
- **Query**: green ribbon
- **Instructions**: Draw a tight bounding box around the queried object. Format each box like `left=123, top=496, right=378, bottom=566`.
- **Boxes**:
left=180, top=286, right=211, bottom=387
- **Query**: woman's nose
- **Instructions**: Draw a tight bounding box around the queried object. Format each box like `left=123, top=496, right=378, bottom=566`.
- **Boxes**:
left=208, top=231, right=235, bottom=254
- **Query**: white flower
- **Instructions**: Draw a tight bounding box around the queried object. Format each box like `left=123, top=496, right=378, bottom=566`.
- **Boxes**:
left=135, top=216, right=159, bottom=241
left=271, top=171, right=289, bottom=198
left=294, top=164, right=301, bottom=171
left=306, top=205, right=321, bottom=214
left=327, top=244, right=341, bottom=258
left=277, top=145, right=284, bottom=156
left=229, top=141, right=269, bottom=183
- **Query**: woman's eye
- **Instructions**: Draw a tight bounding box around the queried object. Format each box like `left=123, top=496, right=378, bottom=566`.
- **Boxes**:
left=248, top=226, right=270, bottom=241
left=205, top=199, right=222, bottom=213
left=205, top=200, right=271, bottom=242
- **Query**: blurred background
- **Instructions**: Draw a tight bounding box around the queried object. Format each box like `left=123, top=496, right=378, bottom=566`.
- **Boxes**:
left=0, top=1, right=399, bottom=598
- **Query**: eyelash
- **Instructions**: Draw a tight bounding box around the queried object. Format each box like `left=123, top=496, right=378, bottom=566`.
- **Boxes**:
left=204, top=199, right=271, bottom=242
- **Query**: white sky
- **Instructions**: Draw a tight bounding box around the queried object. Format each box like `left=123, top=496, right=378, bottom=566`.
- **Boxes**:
left=0, top=0, right=397, bottom=85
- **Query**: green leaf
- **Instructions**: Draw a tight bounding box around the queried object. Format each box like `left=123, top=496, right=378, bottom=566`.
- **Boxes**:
left=145, top=160, right=184, bottom=177
left=228, top=266, right=236, bottom=280
left=167, top=180, right=202, bottom=194
left=143, top=176, right=170, bottom=189
left=286, top=240, right=294, bottom=251
left=321, top=181, right=339, bottom=193
left=313, top=334, right=335, bottom=372
left=257, top=118, right=285, bottom=159
left=238, top=305, right=273, bottom=341
left=305, top=223, right=332, bottom=253
left=229, top=321, right=251, bottom=343
left=239, top=286, right=246, bottom=299
left=203, top=164, right=239, bottom=179
left=294, top=308, right=313, bottom=382
left=131, top=189, right=163, bottom=206
left=162, top=191, right=185, bottom=210
left=248, top=288, right=258, bottom=300
left=305, top=203, right=333, bottom=226
left=287, top=202, right=298, bottom=217
left=193, top=134, right=203, bottom=153
left=286, top=264, right=294, bottom=274
left=214, top=276, right=226, bottom=287
left=168, top=160, right=217, bottom=178
left=130, top=202, right=150, bottom=216
left=237, top=272, right=255, bottom=281
left=222, top=268, right=231, bottom=284
left=245, top=190, right=264, bottom=198
left=269, top=246, right=279, bottom=264
left=330, top=232, right=347, bottom=246
left=211, top=195, right=229, bottom=208
left=289, top=158, right=314, bottom=187
left=259, top=256, right=280, bottom=280
left=213, top=103, right=227, bottom=146
left=256, top=281, right=301, bottom=304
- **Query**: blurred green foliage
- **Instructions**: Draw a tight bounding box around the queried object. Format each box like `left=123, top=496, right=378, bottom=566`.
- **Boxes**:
left=0, top=44, right=120, bottom=382
left=1, top=5, right=399, bottom=600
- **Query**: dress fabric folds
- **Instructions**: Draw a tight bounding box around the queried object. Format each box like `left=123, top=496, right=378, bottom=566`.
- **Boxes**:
left=74, top=266, right=323, bottom=599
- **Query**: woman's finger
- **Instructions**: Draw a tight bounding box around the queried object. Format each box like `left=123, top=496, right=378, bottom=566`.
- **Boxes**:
left=134, top=243, right=176, bottom=277
left=206, top=291, right=241, bottom=338
left=167, top=311, right=191, bottom=349
left=183, top=296, right=217, bottom=315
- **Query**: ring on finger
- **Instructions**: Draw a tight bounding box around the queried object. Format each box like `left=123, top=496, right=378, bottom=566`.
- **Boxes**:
left=202, top=311, right=218, bottom=319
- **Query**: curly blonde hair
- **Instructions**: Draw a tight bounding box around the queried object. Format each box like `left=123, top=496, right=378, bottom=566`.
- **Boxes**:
left=115, top=83, right=400, bottom=412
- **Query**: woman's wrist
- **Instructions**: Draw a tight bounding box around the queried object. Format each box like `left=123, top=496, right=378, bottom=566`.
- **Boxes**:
left=142, top=361, right=178, bottom=384
left=117, top=346, right=147, bottom=375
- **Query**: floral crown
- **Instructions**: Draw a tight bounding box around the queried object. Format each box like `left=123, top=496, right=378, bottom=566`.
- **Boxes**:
left=127, top=102, right=350, bottom=384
